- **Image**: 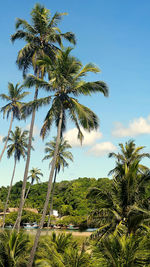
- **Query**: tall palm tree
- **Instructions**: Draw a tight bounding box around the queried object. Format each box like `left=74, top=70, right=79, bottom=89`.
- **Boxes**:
left=2, top=127, right=29, bottom=228
left=25, top=167, right=43, bottom=200
left=88, top=142, right=150, bottom=239
left=43, top=137, right=73, bottom=226
left=11, top=3, right=76, bottom=232
left=24, top=47, right=108, bottom=266
left=0, top=82, right=29, bottom=162
left=108, top=139, right=150, bottom=178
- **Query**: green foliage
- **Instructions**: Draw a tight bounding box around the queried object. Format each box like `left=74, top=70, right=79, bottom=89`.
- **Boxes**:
left=0, top=177, right=101, bottom=215
left=0, top=200, right=4, bottom=212
left=5, top=210, right=41, bottom=226
left=0, top=82, right=29, bottom=120
left=0, top=230, right=31, bottom=266
left=56, top=215, right=87, bottom=228
left=92, top=232, right=150, bottom=266
left=35, top=232, right=92, bottom=267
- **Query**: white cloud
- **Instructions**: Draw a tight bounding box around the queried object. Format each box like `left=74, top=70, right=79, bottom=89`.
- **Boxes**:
left=112, top=115, right=150, bottom=137
left=0, top=136, right=3, bottom=142
left=64, top=127, right=102, bottom=147
left=25, top=124, right=39, bottom=136
left=88, top=142, right=117, bottom=157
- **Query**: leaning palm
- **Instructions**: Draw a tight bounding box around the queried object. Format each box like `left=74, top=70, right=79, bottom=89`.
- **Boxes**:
left=43, top=137, right=73, bottom=226
left=24, top=47, right=108, bottom=266
left=25, top=167, right=43, bottom=200
left=0, top=82, right=29, bottom=162
left=11, top=3, right=76, bottom=232
left=2, top=127, right=29, bottom=228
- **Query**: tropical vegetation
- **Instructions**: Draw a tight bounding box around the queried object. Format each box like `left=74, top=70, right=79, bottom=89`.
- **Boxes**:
left=0, top=2, right=149, bottom=267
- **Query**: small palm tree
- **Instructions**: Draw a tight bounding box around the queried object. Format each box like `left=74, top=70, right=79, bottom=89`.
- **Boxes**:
left=35, top=232, right=91, bottom=267
left=25, top=168, right=43, bottom=200
left=64, top=246, right=91, bottom=267
left=35, top=233, right=68, bottom=267
left=50, top=232, right=73, bottom=254
left=0, top=82, right=29, bottom=162
left=25, top=47, right=108, bottom=266
left=43, top=137, right=73, bottom=226
left=2, top=127, right=29, bottom=228
left=92, top=232, right=150, bottom=266
left=0, top=230, right=31, bottom=266
left=11, top=3, right=76, bottom=233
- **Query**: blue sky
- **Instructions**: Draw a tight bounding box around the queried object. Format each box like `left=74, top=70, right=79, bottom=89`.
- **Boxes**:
left=1, top=0, right=150, bottom=186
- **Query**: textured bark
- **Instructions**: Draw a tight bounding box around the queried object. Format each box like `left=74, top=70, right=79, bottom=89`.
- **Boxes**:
left=2, top=158, right=17, bottom=228
left=14, top=86, right=38, bottom=232
left=47, top=168, right=57, bottom=227
left=0, top=111, right=13, bottom=162
left=27, top=108, right=63, bottom=267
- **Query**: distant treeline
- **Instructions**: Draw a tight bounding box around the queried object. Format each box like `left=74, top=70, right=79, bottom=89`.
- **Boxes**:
left=0, top=177, right=111, bottom=219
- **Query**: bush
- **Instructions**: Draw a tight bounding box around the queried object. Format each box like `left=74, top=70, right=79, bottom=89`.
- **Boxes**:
left=5, top=210, right=42, bottom=226
left=56, top=215, right=87, bottom=229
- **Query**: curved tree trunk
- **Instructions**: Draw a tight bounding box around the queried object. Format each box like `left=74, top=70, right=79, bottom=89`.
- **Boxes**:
left=0, top=111, right=13, bottom=162
left=14, top=86, right=38, bottom=232
left=2, top=158, right=17, bottom=228
left=24, top=184, right=31, bottom=200
left=47, top=168, right=57, bottom=228
left=27, top=108, right=63, bottom=267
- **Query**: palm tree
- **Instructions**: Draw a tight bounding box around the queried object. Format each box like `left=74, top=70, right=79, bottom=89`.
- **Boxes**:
left=92, top=232, right=150, bottom=266
left=24, top=47, right=108, bottom=266
left=0, top=82, right=29, bottom=162
left=35, top=232, right=73, bottom=267
left=108, top=139, right=150, bottom=178
left=11, top=3, right=76, bottom=232
left=64, top=246, right=91, bottom=267
left=43, top=137, right=73, bottom=226
left=2, top=127, right=29, bottom=228
left=88, top=147, right=150, bottom=239
left=25, top=168, right=43, bottom=200
left=0, top=230, right=31, bottom=266
left=35, top=232, right=91, bottom=267
left=35, top=239, right=64, bottom=267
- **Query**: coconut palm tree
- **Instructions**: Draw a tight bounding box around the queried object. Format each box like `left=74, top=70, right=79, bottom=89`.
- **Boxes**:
left=88, top=160, right=150, bottom=239
left=0, top=82, right=29, bottom=162
left=43, top=137, right=73, bottom=226
left=0, top=230, right=31, bottom=266
left=25, top=168, right=43, bottom=200
left=24, top=47, right=108, bottom=266
left=2, top=127, right=29, bottom=228
left=108, top=139, right=150, bottom=178
left=11, top=3, right=76, bottom=232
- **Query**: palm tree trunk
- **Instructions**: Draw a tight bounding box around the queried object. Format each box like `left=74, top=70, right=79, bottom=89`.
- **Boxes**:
left=0, top=111, right=13, bottom=162
left=47, top=168, right=57, bottom=228
left=24, top=184, right=31, bottom=200
left=27, top=108, right=63, bottom=267
left=2, top=158, right=17, bottom=228
left=14, top=86, right=38, bottom=232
